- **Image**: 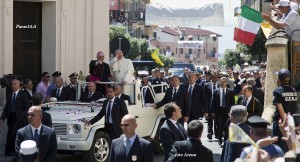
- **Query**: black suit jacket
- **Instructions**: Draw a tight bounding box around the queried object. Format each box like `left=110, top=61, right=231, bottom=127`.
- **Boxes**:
left=141, top=86, right=155, bottom=104
left=89, top=98, right=128, bottom=136
left=22, top=89, right=33, bottom=102
left=89, top=60, right=111, bottom=82
left=80, top=91, right=103, bottom=102
left=1, top=91, right=30, bottom=127
left=68, top=84, right=78, bottom=101
left=160, top=119, right=187, bottom=161
left=186, top=84, right=208, bottom=119
left=119, top=93, right=132, bottom=105
left=110, top=135, right=154, bottom=162
left=211, top=88, right=235, bottom=114
left=156, top=86, right=190, bottom=117
left=51, top=86, right=74, bottom=101
left=222, top=122, right=250, bottom=162
left=167, top=139, right=214, bottom=162
left=253, top=87, right=264, bottom=106
left=15, top=124, right=57, bottom=162
left=239, top=96, right=263, bottom=117
left=204, top=82, right=219, bottom=112
left=179, top=74, right=189, bottom=86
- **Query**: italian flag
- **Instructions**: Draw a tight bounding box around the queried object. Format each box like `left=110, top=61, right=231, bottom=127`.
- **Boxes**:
left=234, top=5, right=263, bottom=46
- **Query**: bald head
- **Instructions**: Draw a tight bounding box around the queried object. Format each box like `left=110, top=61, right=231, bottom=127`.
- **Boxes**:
left=122, top=114, right=136, bottom=124
left=55, top=76, right=63, bottom=88
left=87, top=81, right=97, bottom=93
left=28, top=106, right=43, bottom=128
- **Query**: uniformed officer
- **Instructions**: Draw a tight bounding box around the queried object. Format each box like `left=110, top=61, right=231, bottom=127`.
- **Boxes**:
left=68, top=72, right=78, bottom=100
left=240, top=116, right=284, bottom=159
left=272, top=68, right=298, bottom=153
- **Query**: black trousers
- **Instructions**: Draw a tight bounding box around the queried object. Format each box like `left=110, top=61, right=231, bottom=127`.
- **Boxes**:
left=215, top=108, right=229, bottom=141
left=5, top=113, right=19, bottom=155
left=105, top=123, right=119, bottom=141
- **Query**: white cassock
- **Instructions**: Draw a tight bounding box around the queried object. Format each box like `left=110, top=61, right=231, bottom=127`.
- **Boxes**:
left=109, top=57, right=135, bottom=96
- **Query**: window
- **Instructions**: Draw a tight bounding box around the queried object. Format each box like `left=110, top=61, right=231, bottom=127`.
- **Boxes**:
left=180, top=36, right=184, bottom=40
left=180, top=48, right=183, bottom=54
left=189, top=49, right=192, bottom=54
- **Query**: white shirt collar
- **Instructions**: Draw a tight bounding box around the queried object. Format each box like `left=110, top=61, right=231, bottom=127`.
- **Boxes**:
left=30, top=124, right=42, bottom=135
left=168, top=118, right=178, bottom=128
left=117, top=94, right=122, bottom=98
left=189, top=83, right=196, bottom=87
left=173, top=85, right=180, bottom=90
left=58, top=86, right=63, bottom=91
left=13, top=89, right=20, bottom=95
left=247, top=95, right=252, bottom=101
left=109, top=97, right=115, bottom=102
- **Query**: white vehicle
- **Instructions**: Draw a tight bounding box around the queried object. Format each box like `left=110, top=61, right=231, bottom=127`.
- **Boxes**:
left=43, top=82, right=168, bottom=162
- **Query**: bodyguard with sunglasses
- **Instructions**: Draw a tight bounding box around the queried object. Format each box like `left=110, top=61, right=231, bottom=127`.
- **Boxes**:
left=16, top=106, right=57, bottom=162
left=110, top=114, right=153, bottom=162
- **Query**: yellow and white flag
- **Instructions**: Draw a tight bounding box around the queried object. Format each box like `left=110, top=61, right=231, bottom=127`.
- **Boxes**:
left=229, top=123, right=258, bottom=148
left=260, top=22, right=273, bottom=39
left=151, top=49, right=164, bottom=66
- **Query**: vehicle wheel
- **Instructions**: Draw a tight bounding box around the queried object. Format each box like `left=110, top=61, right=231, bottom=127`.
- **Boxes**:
left=83, top=131, right=111, bottom=162
left=153, top=120, right=165, bottom=154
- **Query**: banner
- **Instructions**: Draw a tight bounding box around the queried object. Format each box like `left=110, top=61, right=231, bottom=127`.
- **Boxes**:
left=178, top=41, right=204, bottom=49
left=146, top=3, right=224, bottom=26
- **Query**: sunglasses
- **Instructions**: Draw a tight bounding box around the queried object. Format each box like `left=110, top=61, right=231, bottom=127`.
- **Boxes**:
left=120, top=124, right=130, bottom=127
left=27, top=113, right=36, bottom=117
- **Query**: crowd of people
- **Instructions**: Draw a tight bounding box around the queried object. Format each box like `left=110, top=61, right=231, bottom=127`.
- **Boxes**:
left=0, top=47, right=299, bottom=162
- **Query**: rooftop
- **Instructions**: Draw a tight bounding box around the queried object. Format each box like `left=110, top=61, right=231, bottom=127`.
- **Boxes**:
left=159, top=26, right=222, bottom=37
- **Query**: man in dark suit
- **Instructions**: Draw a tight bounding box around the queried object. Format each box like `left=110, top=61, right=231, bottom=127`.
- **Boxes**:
left=167, top=120, right=213, bottom=162
left=115, top=84, right=132, bottom=105
left=154, top=75, right=190, bottom=124
left=110, top=114, right=153, bottom=162
left=31, top=93, right=52, bottom=127
left=22, top=79, right=34, bottom=104
left=16, top=106, right=57, bottom=162
left=51, top=77, right=74, bottom=101
left=186, top=72, right=208, bottom=122
left=211, top=77, right=235, bottom=145
left=80, top=81, right=103, bottom=102
left=239, top=85, right=263, bottom=118
left=151, top=69, right=162, bottom=93
left=233, top=72, right=241, bottom=95
left=221, top=105, right=250, bottom=162
left=159, top=103, right=188, bottom=161
left=141, top=77, right=155, bottom=105
left=85, top=86, right=128, bottom=140
left=204, top=73, right=219, bottom=139
left=247, top=77, right=264, bottom=106
left=68, top=72, right=79, bottom=100
left=0, top=79, right=30, bottom=157
left=179, top=67, right=189, bottom=86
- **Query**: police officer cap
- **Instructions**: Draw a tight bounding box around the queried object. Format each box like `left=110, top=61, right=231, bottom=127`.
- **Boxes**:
left=275, top=68, right=290, bottom=80
left=68, top=72, right=78, bottom=77
left=247, top=116, right=270, bottom=128
left=205, top=71, right=211, bottom=75
left=52, top=71, right=61, bottom=77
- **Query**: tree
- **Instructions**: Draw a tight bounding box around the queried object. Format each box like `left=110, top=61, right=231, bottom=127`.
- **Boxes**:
left=109, top=25, right=147, bottom=60
left=142, top=48, right=174, bottom=68
left=223, top=49, right=242, bottom=68
left=237, top=29, right=267, bottom=62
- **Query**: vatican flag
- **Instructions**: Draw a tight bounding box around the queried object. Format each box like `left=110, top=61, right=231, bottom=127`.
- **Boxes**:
left=229, top=123, right=258, bottom=148
left=260, top=22, right=273, bottom=39
left=151, top=49, right=164, bottom=66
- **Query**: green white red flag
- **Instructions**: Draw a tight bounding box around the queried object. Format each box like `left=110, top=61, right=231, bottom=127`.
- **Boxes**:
left=234, top=5, right=263, bottom=46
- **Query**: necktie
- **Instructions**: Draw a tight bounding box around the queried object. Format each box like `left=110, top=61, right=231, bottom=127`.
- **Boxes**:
left=106, top=101, right=112, bottom=123
left=173, top=88, right=177, bottom=98
left=213, top=84, right=216, bottom=90
left=245, top=98, right=248, bottom=107
left=56, top=89, right=60, bottom=98
left=125, top=139, right=131, bottom=155
left=88, top=92, right=92, bottom=98
left=33, top=129, right=39, bottom=144
left=188, top=86, right=193, bottom=96
left=176, top=122, right=186, bottom=139
left=12, top=92, right=16, bottom=103
left=222, top=89, right=226, bottom=108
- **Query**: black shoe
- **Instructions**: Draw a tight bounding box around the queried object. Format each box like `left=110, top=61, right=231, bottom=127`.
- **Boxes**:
left=207, top=133, right=212, bottom=140
left=11, top=157, right=16, bottom=162
left=218, top=139, right=222, bottom=145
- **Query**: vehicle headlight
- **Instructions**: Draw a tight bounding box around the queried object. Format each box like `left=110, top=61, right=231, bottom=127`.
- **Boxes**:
left=71, top=124, right=81, bottom=134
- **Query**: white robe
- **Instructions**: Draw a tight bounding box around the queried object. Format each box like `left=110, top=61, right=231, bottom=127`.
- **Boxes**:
left=109, top=57, right=135, bottom=83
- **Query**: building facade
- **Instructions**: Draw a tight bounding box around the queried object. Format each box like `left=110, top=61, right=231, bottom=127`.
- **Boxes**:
left=150, top=27, right=220, bottom=66
left=0, top=0, right=109, bottom=82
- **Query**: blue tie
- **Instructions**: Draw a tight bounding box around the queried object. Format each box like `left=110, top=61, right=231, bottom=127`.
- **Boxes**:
left=12, top=92, right=16, bottom=104
left=125, top=139, right=131, bottom=155
left=222, top=89, right=226, bottom=108
left=88, top=92, right=92, bottom=98
left=106, top=101, right=112, bottom=123
left=56, top=89, right=60, bottom=98
left=33, top=129, right=39, bottom=144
